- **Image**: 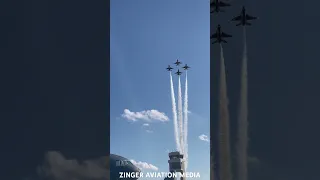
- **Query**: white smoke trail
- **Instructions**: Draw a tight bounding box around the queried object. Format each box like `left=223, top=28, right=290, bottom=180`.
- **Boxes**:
left=236, top=26, right=249, bottom=180
left=170, top=72, right=181, bottom=152
left=183, top=71, right=189, bottom=169
left=219, top=44, right=232, bottom=180
left=177, top=76, right=184, bottom=155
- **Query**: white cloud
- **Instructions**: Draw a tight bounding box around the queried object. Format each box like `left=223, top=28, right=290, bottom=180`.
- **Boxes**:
left=142, top=123, right=149, bottom=127
left=37, top=151, right=108, bottom=180
left=199, top=134, right=209, bottom=142
left=130, top=160, right=159, bottom=171
left=122, top=109, right=169, bottom=122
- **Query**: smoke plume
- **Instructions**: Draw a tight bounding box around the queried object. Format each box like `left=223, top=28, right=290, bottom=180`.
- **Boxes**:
left=178, top=76, right=184, bottom=154
left=218, top=44, right=232, bottom=180
left=170, top=72, right=181, bottom=152
left=183, top=71, right=189, bottom=169
left=236, top=27, right=249, bottom=180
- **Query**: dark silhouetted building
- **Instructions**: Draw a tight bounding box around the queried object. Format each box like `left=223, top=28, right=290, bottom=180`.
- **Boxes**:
left=110, top=154, right=141, bottom=180
left=165, top=151, right=185, bottom=180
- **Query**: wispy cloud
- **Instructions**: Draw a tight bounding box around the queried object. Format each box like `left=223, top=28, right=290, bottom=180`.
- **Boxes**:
left=37, top=151, right=108, bottom=180
left=199, top=134, right=209, bottom=142
left=130, top=160, right=159, bottom=171
left=122, top=109, right=169, bottom=122
left=141, top=123, right=153, bottom=133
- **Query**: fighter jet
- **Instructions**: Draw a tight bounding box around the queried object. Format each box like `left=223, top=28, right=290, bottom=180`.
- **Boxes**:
left=210, top=24, right=232, bottom=44
left=174, top=59, right=182, bottom=66
left=166, top=65, right=173, bottom=71
left=210, top=0, right=231, bottom=14
left=175, top=69, right=182, bottom=76
left=182, top=64, right=190, bottom=70
left=231, top=6, right=257, bottom=26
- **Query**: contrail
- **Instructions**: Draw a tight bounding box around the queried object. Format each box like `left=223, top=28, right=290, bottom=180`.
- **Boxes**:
left=183, top=71, right=189, bottom=169
left=236, top=27, right=249, bottom=180
left=218, top=44, right=232, bottom=180
left=170, top=72, right=181, bottom=152
left=177, top=76, right=184, bottom=155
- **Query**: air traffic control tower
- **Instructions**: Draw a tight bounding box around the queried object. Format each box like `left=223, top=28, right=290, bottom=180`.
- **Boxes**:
left=164, top=151, right=185, bottom=180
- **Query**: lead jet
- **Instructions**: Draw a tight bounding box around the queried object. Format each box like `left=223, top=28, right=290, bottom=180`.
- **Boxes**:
left=175, top=69, right=182, bottom=76
left=210, top=0, right=231, bottom=14
left=166, top=65, right=173, bottom=71
left=231, top=6, right=257, bottom=26
left=174, top=59, right=182, bottom=66
left=182, top=64, right=190, bottom=70
left=211, top=24, right=232, bottom=44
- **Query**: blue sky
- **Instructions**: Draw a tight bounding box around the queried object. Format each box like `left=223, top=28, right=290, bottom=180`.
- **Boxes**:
left=110, top=0, right=210, bottom=179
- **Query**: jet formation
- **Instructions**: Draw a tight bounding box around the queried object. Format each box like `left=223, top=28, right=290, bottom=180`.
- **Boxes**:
left=166, top=60, right=190, bottom=76
left=210, top=1, right=257, bottom=44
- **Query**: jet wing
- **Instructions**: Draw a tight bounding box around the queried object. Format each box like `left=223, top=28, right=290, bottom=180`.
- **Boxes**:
left=221, top=32, right=232, bottom=38
left=210, top=33, right=218, bottom=39
left=218, top=1, right=231, bottom=7
left=231, top=15, right=241, bottom=21
left=246, top=14, right=257, bottom=20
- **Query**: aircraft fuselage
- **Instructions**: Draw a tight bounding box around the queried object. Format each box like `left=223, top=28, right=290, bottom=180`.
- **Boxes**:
left=216, top=27, right=222, bottom=41
left=241, top=8, right=246, bottom=25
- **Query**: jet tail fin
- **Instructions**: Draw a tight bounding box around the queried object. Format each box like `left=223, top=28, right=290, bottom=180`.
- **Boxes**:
left=222, top=39, right=227, bottom=43
left=246, top=22, right=251, bottom=26
left=236, top=23, right=242, bottom=26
